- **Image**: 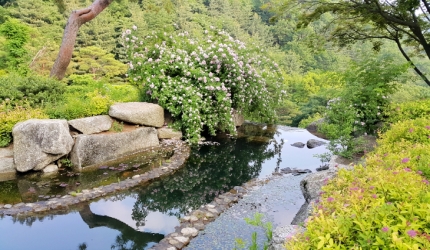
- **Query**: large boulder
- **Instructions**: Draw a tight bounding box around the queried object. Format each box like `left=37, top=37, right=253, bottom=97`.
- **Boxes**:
left=68, top=115, right=113, bottom=135
left=109, top=102, right=164, bottom=127
left=12, top=119, right=74, bottom=172
left=157, top=127, right=182, bottom=139
left=70, top=127, right=159, bottom=170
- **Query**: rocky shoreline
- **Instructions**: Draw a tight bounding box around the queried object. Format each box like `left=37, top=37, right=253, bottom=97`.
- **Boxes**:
left=0, top=139, right=190, bottom=216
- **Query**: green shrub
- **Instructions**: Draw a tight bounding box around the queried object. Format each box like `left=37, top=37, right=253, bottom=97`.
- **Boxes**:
left=124, top=27, right=286, bottom=143
left=287, top=117, right=430, bottom=249
left=45, top=90, right=111, bottom=120
left=298, top=112, right=323, bottom=128
left=384, top=99, right=430, bottom=125
left=0, top=74, right=66, bottom=107
left=0, top=102, right=48, bottom=147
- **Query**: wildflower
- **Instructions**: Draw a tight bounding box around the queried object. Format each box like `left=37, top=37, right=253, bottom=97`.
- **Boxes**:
left=381, top=227, right=389, bottom=232
left=401, top=158, right=410, bottom=163
left=327, top=197, right=334, bottom=202
left=407, top=230, right=417, bottom=238
left=423, top=179, right=429, bottom=185
left=372, top=194, right=378, bottom=199
left=404, top=168, right=412, bottom=172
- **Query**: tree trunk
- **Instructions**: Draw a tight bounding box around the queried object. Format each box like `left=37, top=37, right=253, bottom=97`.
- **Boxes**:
left=50, top=0, right=114, bottom=80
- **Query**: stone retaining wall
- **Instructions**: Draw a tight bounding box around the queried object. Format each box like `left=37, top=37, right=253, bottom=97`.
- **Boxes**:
left=0, top=140, right=190, bottom=216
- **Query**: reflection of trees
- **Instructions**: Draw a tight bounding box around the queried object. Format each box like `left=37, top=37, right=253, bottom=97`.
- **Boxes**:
left=78, top=204, right=164, bottom=250
left=131, top=123, right=283, bottom=226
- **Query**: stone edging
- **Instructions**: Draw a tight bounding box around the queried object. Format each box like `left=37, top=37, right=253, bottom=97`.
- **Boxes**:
left=150, top=173, right=308, bottom=250
left=0, top=139, right=190, bottom=216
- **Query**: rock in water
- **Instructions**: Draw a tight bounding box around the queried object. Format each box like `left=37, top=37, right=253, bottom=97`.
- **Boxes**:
left=13, top=119, right=74, bottom=172
left=68, top=115, right=113, bottom=135
left=109, top=102, right=164, bottom=127
left=290, top=142, right=305, bottom=148
left=306, top=139, right=327, bottom=149
left=70, top=127, right=159, bottom=170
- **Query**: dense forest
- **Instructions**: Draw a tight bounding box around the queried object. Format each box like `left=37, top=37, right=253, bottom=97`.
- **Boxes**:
left=1, top=0, right=430, bottom=144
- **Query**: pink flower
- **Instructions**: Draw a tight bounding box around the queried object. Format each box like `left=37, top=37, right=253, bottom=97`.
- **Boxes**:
left=423, top=179, right=429, bottom=185
left=426, top=126, right=430, bottom=130
left=372, top=194, right=378, bottom=199
left=417, top=170, right=423, bottom=175
left=409, top=128, right=414, bottom=133
left=407, top=230, right=417, bottom=238
left=404, top=168, right=412, bottom=172
left=402, top=158, right=410, bottom=163
left=381, top=227, right=389, bottom=232
left=327, top=197, right=334, bottom=202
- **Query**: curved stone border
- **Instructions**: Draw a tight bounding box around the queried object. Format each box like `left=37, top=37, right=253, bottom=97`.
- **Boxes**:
left=0, top=139, right=190, bottom=216
left=150, top=172, right=310, bottom=250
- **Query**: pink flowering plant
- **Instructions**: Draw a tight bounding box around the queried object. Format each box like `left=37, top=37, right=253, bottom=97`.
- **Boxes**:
left=123, top=26, right=286, bottom=143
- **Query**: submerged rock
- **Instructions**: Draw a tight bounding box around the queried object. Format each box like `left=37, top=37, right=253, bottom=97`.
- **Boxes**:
left=306, top=139, right=327, bottom=149
left=12, top=119, right=74, bottom=172
left=109, top=102, right=164, bottom=127
left=70, top=127, right=159, bottom=170
left=68, top=115, right=113, bottom=135
left=291, top=142, right=305, bottom=148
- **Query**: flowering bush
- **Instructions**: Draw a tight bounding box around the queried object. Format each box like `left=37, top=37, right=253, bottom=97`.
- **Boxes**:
left=123, top=26, right=285, bottom=143
left=384, top=99, right=430, bottom=126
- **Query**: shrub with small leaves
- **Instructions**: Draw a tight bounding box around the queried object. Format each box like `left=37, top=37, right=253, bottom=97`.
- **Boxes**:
left=124, top=26, right=286, bottom=143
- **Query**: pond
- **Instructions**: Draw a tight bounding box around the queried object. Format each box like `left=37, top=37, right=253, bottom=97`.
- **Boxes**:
left=0, top=123, right=328, bottom=250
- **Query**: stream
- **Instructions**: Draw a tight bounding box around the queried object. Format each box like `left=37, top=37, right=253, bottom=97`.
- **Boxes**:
left=0, top=123, right=328, bottom=250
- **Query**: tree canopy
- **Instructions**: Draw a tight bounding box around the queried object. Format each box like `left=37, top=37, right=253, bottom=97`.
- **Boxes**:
left=268, top=0, right=430, bottom=86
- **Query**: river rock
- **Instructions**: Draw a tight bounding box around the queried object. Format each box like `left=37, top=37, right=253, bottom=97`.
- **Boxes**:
left=68, top=115, right=113, bottom=135
left=0, top=147, right=13, bottom=158
left=306, top=139, right=327, bottom=149
left=300, top=170, right=336, bottom=202
left=305, top=118, right=325, bottom=133
left=181, top=227, right=198, bottom=237
left=233, top=109, right=244, bottom=127
left=269, top=225, right=304, bottom=250
left=291, top=142, right=305, bottom=148
left=42, top=164, right=59, bottom=173
left=109, top=102, right=164, bottom=127
left=12, top=119, right=74, bottom=172
left=157, top=127, right=182, bottom=139
left=0, top=158, right=14, bottom=174
left=70, top=127, right=159, bottom=170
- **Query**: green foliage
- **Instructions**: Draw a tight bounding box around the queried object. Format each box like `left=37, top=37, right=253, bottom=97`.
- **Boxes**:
left=124, top=27, right=285, bottom=143
left=110, top=121, right=124, bottom=133
left=0, top=18, right=30, bottom=72
left=70, top=46, right=127, bottom=79
left=385, top=99, right=430, bottom=126
left=235, top=213, right=273, bottom=250
left=45, top=90, right=111, bottom=120
left=0, top=74, right=66, bottom=107
left=287, top=117, right=430, bottom=249
left=0, top=102, right=48, bottom=147
left=298, top=112, right=322, bottom=128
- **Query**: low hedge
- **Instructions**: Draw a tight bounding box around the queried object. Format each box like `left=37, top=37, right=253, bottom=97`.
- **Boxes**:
left=287, top=118, right=430, bottom=249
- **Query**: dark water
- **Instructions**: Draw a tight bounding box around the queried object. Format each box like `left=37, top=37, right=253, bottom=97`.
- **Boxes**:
left=0, top=124, right=328, bottom=250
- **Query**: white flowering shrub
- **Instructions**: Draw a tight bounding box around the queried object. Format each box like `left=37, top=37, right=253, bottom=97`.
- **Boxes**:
left=123, top=26, right=285, bottom=143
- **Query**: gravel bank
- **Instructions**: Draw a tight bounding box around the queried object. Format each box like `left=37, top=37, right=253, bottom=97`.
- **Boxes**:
left=185, top=173, right=306, bottom=250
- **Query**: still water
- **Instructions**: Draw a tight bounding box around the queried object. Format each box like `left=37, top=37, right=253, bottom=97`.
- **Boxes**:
left=0, top=123, right=328, bottom=250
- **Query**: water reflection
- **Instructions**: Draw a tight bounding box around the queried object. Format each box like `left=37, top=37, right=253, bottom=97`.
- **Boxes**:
left=0, top=123, right=330, bottom=250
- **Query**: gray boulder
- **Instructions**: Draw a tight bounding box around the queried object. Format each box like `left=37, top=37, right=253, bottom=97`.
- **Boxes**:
left=232, top=110, right=244, bottom=127
left=0, top=158, right=14, bottom=174
left=42, top=164, right=59, bottom=173
left=306, top=139, right=327, bottom=149
left=68, top=115, right=113, bottom=135
left=305, top=118, right=325, bottom=133
left=12, top=119, right=74, bottom=172
left=109, top=102, right=164, bottom=127
left=300, top=169, right=336, bottom=202
left=269, top=225, right=304, bottom=250
left=291, top=142, right=305, bottom=148
left=157, top=127, right=182, bottom=139
left=70, top=127, right=159, bottom=170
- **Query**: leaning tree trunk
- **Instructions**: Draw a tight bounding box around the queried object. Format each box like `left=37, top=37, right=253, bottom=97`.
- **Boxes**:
left=50, top=0, right=114, bottom=80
